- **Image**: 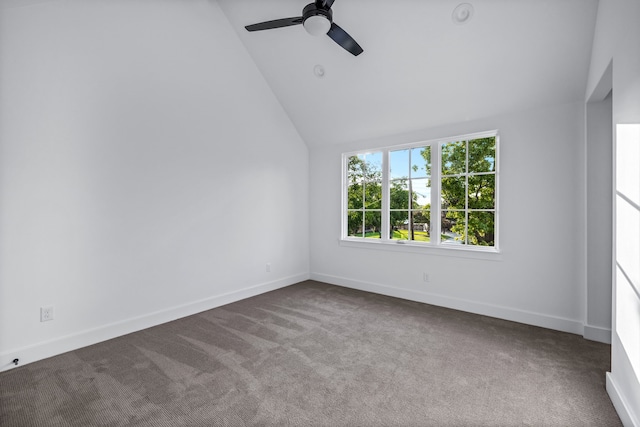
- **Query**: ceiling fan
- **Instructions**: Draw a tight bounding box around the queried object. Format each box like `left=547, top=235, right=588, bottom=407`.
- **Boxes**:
left=244, top=0, right=363, bottom=56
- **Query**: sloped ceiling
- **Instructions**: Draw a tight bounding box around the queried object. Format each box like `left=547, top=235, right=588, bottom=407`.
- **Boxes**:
left=218, top=0, right=598, bottom=146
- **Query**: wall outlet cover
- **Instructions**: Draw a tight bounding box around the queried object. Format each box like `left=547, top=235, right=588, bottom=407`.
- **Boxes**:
left=40, top=306, right=54, bottom=322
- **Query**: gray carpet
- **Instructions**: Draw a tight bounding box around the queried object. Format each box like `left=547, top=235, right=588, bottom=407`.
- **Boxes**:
left=0, top=280, right=621, bottom=426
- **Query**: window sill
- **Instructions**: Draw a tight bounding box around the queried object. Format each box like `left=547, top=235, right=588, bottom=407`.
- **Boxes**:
left=338, top=238, right=502, bottom=261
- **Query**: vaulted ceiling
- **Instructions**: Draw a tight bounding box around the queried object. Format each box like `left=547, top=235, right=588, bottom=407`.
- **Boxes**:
left=218, top=0, right=599, bottom=147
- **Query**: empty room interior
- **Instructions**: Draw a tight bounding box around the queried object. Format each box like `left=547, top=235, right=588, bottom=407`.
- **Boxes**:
left=1, top=0, right=639, bottom=425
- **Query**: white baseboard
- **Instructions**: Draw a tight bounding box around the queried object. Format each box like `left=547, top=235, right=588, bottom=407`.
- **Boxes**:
left=584, top=324, right=612, bottom=344
left=607, top=372, right=640, bottom=427
left=1, top=273, right=309, bottom=373
left=311, top=272, right=585, bottom=336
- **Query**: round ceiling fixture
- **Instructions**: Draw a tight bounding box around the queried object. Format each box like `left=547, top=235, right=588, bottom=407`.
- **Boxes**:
left=302, top=4, right=332, bottom=36
left=313, top=64, right=326, bottom=78
left=452, top=3, right=474, bottom=25
left=304, top=15, right=331, bottom=36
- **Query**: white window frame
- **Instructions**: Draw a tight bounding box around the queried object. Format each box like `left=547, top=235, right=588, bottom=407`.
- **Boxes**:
left=341, top=130, right=500, bottom=257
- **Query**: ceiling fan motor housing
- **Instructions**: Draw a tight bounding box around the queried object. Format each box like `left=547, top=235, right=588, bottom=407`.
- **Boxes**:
left=302, top=3, right=333, bottom=36
left=303, top=3, right=333, bottom=21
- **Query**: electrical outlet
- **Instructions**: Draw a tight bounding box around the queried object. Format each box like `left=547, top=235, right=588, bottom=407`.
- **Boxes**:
left=266, top=263, right=271, bottom=273
left=423, top=273, right=430, bottom=283
left=40, top=306, right=54, bottom=322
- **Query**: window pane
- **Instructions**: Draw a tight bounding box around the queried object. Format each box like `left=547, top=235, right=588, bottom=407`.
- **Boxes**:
left=441, top=176, right=466, bottom=209
left=468, top=174, right=495, bottom=209
left=442, top=210, right=465, bottom=244
left=442, top=141, right=466, bottom=175
left=390, top=211, right=408, bottom=240
left=364, top=211, right=382, bottom=239
left=363, top=152, right=383, bottom=181
left=390, top=179, right=409, bottom=209
left=347, top=155, right=364, bottom=185
left=390, top=149, right=409, bottom=180
left=411, top=210, right=430, bottom=242
left=468, top=137, right=496, bottom=173
left=347, top=211, right=363, bottom=237
left=468, top=211, right=495, bottom=246
left=348, top=183, right=363, bottom=209
left=411, top=146, right=430, bottom=177
left=411, top=178, right=430, bottom=208
left=364, top=181, right=382, bottom=209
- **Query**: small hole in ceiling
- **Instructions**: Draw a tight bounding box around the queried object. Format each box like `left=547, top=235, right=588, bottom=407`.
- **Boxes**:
left=452, top=3, right=474, bottom=25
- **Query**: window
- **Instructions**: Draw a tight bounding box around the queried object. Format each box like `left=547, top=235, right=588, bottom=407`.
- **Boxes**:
left=389, top=145, right=431, bottom=242
left=343, top=131, right=498, bottom=251
left=346, top=152, right=383, bottom=238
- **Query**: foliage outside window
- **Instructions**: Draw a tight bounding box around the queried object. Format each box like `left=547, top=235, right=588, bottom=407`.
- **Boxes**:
left=347, top=152, right=383, bottom=238
left=388, top=146, right=431, bottom=242
left=344, top=132, right=498, bottom=250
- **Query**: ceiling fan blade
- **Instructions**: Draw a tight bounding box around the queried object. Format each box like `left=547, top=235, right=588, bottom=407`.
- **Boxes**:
left=245, top=17, right=303, bottom=32
left=327, top=23, right=363, bottom=56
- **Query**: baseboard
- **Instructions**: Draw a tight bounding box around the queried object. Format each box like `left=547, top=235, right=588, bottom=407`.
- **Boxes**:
left=1, top=273, right=309, bottom=373
left=583, top=324, right=612, bottom=344
left=310, top=272, right=585, bottom=336
left=607, top=372, right=640, bottom=427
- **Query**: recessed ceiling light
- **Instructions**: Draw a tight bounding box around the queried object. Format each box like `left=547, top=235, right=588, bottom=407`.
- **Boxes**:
left=452, top=3, right=474, bottom=25
left=314, top=64, right=326, bottom=78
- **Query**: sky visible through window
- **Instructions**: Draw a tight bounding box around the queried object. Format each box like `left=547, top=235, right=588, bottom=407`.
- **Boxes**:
left=357, top=150, right=432, bottom=206
left=356, top=143, right=496, bottom=208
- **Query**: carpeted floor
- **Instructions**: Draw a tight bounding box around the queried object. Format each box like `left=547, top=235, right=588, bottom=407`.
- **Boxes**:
left=0, top=280, right=622, bottom=426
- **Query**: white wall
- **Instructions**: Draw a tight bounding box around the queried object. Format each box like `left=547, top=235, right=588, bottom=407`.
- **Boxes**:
left=585, top=91, right=613, bottom=342
left=0, top=0, right=309, bottom=371
left=587, top=0, right=640, bottom=424
left=310, top=102, right=589, bottom=335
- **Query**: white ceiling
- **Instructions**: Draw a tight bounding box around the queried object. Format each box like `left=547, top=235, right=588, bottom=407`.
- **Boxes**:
left=217, top=0, right=599, bottom=147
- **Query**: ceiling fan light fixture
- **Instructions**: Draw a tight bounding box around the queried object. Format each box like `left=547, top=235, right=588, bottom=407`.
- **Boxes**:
left=303, top=15, right=331, bottom=36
